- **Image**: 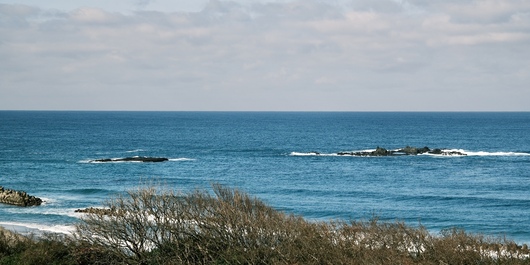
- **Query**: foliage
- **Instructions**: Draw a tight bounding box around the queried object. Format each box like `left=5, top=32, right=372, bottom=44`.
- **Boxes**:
left=0, top=231, right=75, bottom=265
left=1, top=184, right=529, bottom=264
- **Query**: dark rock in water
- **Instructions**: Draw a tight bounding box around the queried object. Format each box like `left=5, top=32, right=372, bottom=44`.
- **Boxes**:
left=437, top=150, right=467, bottom=156
left=398, top=146, right=431, bottom=155
left=335, top=146, right=466, bottom=157
left=418, top=146, right=431, bottom=153
left=427, top=148, right=466, bottom=156
left=339, top=147, right=390, bottom=156
left=0, top=186, right=42, bottom=206
left=75, top=207, right=114, bottom=215
left=430, top=148, right=443, bottom=154
left=91, top=156, right=169, bottom=163
left=372, top=147, right=389, bottom=156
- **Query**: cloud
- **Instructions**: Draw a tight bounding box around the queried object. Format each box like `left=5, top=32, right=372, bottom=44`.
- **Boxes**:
left=134, top=0, right=154, bottom=8
left=439, top=0, right=530, bottom=24
left=69, top=7, right=121, bottom=23
left=0, top=1, right=529, bottom=110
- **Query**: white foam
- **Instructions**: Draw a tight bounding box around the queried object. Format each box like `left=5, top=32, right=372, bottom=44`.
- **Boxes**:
left=465, top=151, right=530, bottom=156
left=80, top=157, right=195, bottom=163
left=126, top=149, right=145, bottom=153
left=290, top=152, right=341, bottom=156
left=1, top=205, right=83, bottom=218
left=78, top=158, right=125, bottom=163
left=0, top=221, right=75, bottom=235
left=168, top=158, right=195, bottom=161
left=292, top=149, right=530, bottom=157
left=80, top=155, right=130, bottom=163
left=419, top=149, right=468, bottom=157
left=290, top=152, right=320, bottom=156
left=354, top=149, right=377, bottom=153
left=42, top=208, right=87, bottom=218
left=38, top=197, right=56, bottom=205
left=430, top=149, right=530, bottom=157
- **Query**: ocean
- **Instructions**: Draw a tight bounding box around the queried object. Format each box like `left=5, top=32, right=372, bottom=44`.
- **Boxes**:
left=1, top=111, right=529, bottom=244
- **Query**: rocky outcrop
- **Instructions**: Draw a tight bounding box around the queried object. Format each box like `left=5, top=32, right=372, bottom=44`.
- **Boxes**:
left=337, top=146, right=466, bottom=156
left=339, top=147, right=390, bottom=156
left=428, top=149, right=468, bottom=156
left=91, top=156, right=169, bottom=163
left=75, top=207, right=114, bottom=215
left=0, top=186, right=42, bottom=206
left=398, top=146, right=431, bottom=155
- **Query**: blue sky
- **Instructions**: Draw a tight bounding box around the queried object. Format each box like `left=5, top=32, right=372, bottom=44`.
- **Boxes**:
left=1, top=0, right=529, bottom=111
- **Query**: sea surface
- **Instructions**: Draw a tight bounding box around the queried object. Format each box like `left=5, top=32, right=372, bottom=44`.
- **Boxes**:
left=1, top=111, right=529, bottom=244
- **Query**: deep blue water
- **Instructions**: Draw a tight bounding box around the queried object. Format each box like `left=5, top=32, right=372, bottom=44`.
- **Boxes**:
left=1, top=111, right=529, bottom=243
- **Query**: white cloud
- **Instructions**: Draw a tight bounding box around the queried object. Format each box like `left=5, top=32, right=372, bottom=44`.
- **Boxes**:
left=70, top=8, right=119, bottom=23
left=440, top=0, right=530, bottom=24
left=0, top=0, right=529, bottom=110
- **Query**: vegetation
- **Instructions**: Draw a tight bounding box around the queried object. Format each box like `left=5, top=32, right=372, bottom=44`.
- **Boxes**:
left=1, top=184, right=529, bottom=264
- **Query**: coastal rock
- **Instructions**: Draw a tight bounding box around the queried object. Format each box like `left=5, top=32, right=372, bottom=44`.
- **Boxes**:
left=372, top=147, right=389, bottom=156
left=430, top=148, right=443, bottom=154
left=398, top=146, right=431, bottom=155
left=426, top=148, right=466, bottom=156
left=0, top=186, right=42, bottom=207
left=336, top=146, right=466, bottom=157
left=436, top=150, right=467, bottom=156
left=75, top=207, right=114, bottom=215
left=91, top=156, right=169, bottom=163
left=338, top=147, right=389, bottom=156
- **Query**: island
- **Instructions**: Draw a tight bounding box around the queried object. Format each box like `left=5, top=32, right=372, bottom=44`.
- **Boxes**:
left=336, top=146, right=466, bottom=156
left=90, top=156, right=169, bottom=163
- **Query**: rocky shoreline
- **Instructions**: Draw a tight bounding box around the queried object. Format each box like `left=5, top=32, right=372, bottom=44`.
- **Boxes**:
left=0, top=186, right=42, bottom=207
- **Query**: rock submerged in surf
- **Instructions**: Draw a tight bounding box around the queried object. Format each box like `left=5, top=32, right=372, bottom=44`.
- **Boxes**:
left=0, top=186, right=42, bottom=207
left=90, top=156, right=169, bottom=163
left=75, top=207, right=114, bottom=215
left=336, top=146, right=466, bottom=156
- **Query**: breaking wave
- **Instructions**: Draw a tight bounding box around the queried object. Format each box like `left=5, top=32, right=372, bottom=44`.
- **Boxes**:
left=126, top=149, right=146, bottom=153
left=437, top=150, right=530, bottom=156
left=168, top=158, right=196, bottom=161
left=0, top=221, right=75, bottom=235
left=78, top=157, right=195, bottom=163
left=290, top=150, right=530, bottom=157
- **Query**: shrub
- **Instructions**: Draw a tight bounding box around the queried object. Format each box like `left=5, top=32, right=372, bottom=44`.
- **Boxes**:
left=74, top=184, right=530, bottom=265
left=3, top=184, right=529, bottom=264
left=75, top=184, right=313, bottom=264
left=0, top=231, right=75, bottom=265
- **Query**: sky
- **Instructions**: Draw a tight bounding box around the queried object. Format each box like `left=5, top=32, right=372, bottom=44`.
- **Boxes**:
left=1, top=0, right=529, bottom=111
